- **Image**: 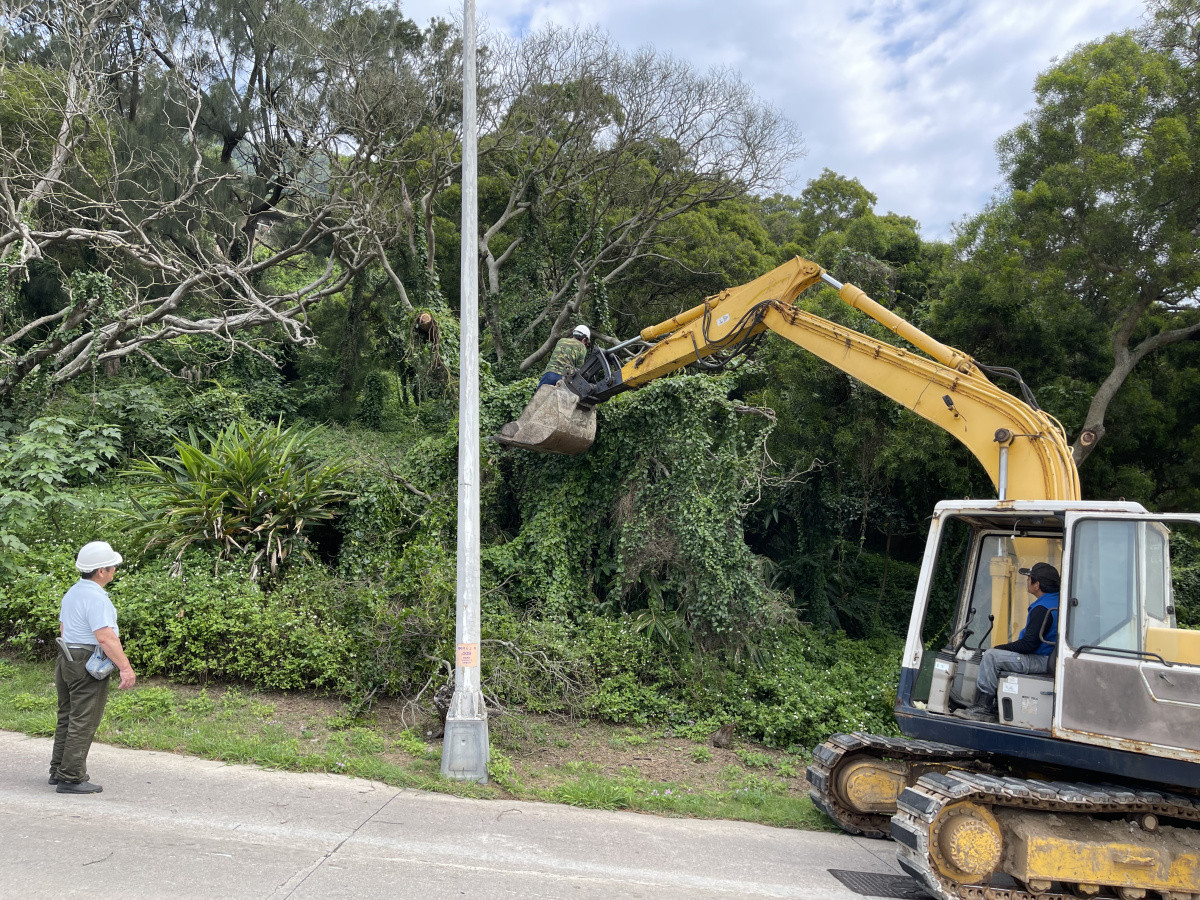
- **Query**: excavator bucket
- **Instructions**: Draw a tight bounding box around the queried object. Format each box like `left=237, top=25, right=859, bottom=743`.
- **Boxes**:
left=493, top=382, right=596, bottom=455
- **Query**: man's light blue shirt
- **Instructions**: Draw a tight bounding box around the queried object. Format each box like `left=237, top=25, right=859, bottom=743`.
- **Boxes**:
left=59, top=578, right=118, bottom=644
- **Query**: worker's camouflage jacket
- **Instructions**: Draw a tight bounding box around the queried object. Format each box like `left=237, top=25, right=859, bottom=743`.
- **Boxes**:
left=543, top=337, right=587, bottom=376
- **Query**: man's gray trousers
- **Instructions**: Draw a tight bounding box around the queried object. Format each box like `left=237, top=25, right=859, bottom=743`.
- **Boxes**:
left=976, top=648, right=1051, bottom=700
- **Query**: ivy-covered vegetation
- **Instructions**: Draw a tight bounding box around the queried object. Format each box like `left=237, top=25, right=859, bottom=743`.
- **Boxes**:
left=1, top=1, right=1198, bottom=754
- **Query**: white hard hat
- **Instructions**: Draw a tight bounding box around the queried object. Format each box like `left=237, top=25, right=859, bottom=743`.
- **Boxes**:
left=75, top=541, right=123, bottom=572
left=572, top=324, right=591, bottom=341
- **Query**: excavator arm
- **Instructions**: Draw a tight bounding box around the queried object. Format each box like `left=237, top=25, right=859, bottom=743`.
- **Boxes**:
left=499, top=257, right=1080, bottom=502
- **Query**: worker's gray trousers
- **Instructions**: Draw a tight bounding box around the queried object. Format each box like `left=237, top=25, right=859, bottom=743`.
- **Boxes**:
left=976, top=649, right=1051, bottom=701
left=51, top=653, right=111, bottom=784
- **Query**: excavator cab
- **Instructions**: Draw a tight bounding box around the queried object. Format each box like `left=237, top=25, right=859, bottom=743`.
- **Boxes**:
left=811, top=500, right=1200, bottom=900
left=903, top=500, right=1200, bottom=752
left=872, top=501, right=1200, bottom=900
left=920, top=519, right=1064, bottom=721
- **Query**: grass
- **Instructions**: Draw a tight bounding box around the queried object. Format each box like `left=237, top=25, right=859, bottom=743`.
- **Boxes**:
left=536, top=767, right=827, bottom=828
left=0, top=657, right=480, bottom=796
left=0, top=654, right=834, bottom=831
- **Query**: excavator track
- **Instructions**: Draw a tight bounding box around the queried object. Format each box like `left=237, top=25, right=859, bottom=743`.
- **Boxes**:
left=807, top=732, right=982, bottom=838
left=892, top=770, right=1200, bottom=900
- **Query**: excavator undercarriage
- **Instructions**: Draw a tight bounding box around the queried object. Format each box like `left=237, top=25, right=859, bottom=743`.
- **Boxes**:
left=810, top=733, right=1200, bottom=900
left=807, top=732, right=983, bottom=838
left=893, top=767, right=1200, bottom=900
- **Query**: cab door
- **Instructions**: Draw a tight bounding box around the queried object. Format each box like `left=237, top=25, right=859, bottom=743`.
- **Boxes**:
left=1055, top=513, right=1200, bottom=762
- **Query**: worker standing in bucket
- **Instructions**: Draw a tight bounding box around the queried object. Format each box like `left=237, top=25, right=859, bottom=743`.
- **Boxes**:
left=538, top=325, right=591, bottom=388
left=494, top=323, right=598, bottom=454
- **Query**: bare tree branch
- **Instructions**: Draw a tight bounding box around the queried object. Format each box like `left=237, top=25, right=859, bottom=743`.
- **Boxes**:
left=0, top=0, right=443, bottom=401
left=463, top=26, right=801, bottom=370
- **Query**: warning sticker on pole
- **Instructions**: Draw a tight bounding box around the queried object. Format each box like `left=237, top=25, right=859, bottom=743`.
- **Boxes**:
left=456, top=642, right=479, bottom=668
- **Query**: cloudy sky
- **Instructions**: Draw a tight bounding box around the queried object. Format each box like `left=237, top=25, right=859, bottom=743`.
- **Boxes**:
left=398, top=0, right=1148, bottom=240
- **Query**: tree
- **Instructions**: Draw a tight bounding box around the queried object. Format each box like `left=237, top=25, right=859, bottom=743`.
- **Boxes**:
left=471, top=26, right=802, bottom=370
left=602, top=196, right=782, bottom=333
left=989, top=8, right=1200, bottom=466
left=795, top=168, right=877, bottom=245
left=0, top=0, right=439, bottom=402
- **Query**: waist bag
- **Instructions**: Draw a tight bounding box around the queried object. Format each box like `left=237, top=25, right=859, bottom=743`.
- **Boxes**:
left=85, top=646, right=115, bottom=680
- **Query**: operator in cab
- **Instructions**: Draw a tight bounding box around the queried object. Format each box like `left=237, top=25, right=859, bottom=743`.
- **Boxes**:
left=538, top=325, right=591, bottom=388
left=956, top=562, right=1060, bottom=722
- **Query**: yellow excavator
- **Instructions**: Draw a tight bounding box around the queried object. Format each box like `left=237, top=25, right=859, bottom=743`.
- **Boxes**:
left=496, top=257, right=1200, bottom=900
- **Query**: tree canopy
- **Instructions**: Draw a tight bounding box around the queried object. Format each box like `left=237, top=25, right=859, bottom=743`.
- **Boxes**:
left=951, top=3, right=1200, bottom=466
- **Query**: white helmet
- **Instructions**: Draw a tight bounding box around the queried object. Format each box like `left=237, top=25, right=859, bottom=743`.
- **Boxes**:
left=75, top=541, right=123, bottom=572
left=572, top=324, right=591, bottom=342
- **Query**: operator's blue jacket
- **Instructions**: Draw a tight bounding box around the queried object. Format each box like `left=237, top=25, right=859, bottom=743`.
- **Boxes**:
left=999, top=592, right=1059, bottom=656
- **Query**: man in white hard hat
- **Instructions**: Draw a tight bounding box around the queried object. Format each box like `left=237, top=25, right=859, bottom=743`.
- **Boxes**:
left=50, top=541, right=136, bottom=794
left=538, top=324, right=591, bottom=388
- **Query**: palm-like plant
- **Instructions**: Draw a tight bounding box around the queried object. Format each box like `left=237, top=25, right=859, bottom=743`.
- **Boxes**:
left=123, top=421, right=349, bottom=579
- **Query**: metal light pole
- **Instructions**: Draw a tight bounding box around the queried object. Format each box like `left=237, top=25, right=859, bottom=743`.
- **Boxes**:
left=440, top=0, right=489, bottom=782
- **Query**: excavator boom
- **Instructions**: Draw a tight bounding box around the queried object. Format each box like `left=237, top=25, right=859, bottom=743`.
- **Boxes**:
left=500, top=257, right=1080, bottom=501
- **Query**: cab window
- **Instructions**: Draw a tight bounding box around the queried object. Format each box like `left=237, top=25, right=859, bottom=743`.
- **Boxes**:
left=1068, top=520, right=1139, bottom=651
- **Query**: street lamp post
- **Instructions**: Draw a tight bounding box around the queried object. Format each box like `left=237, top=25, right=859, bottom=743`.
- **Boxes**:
left=440, top=0, right=489, bottom=783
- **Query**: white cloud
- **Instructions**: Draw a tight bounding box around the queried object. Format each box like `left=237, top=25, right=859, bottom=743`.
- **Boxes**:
left=400, top=0, right=1146, bottom=239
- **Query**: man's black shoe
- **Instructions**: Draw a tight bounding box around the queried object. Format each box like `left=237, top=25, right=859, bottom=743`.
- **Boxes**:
left=47, top=776, right=59, bottom=785
left=56, top=781, right=103, bottom=794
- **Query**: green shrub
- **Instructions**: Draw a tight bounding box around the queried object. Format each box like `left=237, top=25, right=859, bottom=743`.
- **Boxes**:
left=487, top=747, right=523, bottom=791
left=339, top=534, right=456, bottom=702
left=1172, top=531, right=1200, bottom=629
left=357, top=371, right=403, bottom=429
left=730, top=630, right=901, bottom=749
left=122, top=421, right=350, bottom=579
left=0, top=543, right=77, bottom=654
left=0, top=416, right=121, bottom=572
left=481, top=374, right=787, bottom=646
left=112, top=558, right=358, bottom=691
left=171, top=383, right=252, bottom=436
left=71, top=383, right=176, bottom=458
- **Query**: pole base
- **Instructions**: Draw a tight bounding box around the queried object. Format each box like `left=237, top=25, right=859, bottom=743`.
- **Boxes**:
left=440, top=701, right=489, bottom=783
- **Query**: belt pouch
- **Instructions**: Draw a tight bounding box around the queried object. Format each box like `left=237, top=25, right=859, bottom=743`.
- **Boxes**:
left=85, top=646, right=115, bottom=680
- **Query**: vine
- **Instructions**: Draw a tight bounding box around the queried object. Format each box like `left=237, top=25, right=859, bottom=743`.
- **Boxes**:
left=481, top=373, right=791, bottom=652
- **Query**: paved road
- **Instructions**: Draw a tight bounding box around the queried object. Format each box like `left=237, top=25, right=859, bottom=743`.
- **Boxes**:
left=1, top=730, right=912, bottom=900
